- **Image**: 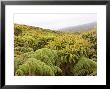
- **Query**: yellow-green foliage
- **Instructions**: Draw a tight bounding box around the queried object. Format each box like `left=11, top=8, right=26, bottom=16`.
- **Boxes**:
left=16, top=58, right=55, bottom=76
left=14, top=24, right=97, bottom=76
left=71, top=56, right=97, bottom=76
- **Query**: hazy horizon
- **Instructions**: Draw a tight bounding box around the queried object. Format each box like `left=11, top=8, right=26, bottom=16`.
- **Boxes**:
left=14, top=13, right=97, bottom=30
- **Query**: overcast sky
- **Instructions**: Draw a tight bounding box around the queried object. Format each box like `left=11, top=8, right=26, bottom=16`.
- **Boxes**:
left=14, top=13, right=96, bottom=30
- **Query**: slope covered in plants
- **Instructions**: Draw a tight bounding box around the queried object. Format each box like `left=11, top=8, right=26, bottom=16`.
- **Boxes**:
left=14, top=24, right=97, bottom=76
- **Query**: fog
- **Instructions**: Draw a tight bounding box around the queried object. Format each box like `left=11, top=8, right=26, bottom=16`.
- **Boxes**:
left=14, top=13, right=96, bottom=30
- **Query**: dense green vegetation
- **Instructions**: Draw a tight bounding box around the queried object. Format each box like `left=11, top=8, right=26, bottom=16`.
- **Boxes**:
left=14, top=24, right=97, bottom=76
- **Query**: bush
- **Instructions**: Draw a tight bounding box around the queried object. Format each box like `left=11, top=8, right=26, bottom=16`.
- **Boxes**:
left=15, top=58, right=61, bottom=76
left=71, top=56, right=97, bottom=76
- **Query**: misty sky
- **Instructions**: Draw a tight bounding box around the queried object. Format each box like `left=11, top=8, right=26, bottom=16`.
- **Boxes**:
left=14, top=13, right=96, bottom=30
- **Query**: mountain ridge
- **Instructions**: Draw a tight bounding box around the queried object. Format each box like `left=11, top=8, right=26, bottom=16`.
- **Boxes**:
left=58, top=22, right=97, bottom=32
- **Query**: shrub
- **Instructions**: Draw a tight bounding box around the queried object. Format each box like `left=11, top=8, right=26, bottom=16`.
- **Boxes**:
left=15, top=58, right=60, bottom=76
left=71, top=56, right=97, bottom=76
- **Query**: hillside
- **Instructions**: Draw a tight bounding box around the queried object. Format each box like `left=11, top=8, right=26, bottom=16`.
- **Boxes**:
left=14, top=23, right=97, bottom=76
left=59, top=22, right=97, bottom=32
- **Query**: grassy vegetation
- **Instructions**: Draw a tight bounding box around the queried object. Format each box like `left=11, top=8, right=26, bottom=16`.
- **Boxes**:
left=14, top=24, right=97, bottom=76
